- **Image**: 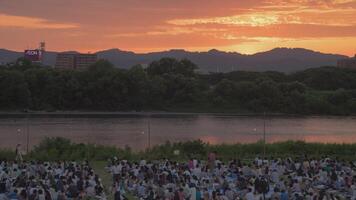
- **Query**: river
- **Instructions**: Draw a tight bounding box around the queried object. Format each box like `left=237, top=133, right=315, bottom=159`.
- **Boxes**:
left=1, top=114, right=356, bottom=150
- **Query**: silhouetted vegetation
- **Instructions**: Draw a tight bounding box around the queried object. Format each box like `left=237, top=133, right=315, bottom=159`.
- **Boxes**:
left=2, top=137, right=356, bottom=161
left=1, top=58, right=356, bottom=115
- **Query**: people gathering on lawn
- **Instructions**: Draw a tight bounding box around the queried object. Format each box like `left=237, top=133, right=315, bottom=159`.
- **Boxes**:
left=0, top=160, right=106, bottom=200
left=2, top=149, right=356, bottom=200
left=107, top=154, right=356, bottom=200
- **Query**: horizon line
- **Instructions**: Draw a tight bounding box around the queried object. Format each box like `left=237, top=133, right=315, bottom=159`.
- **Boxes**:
left=1, top=46, right=352, bottom=57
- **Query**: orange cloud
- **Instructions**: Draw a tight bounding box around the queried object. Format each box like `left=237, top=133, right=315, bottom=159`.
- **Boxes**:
left=168, top=14, right=281, bottom=27
left=0, top=0, right=355, bottom=56
left=0, top=14, right=78, bottom=29
left=167, top=6, right=356, bottom=27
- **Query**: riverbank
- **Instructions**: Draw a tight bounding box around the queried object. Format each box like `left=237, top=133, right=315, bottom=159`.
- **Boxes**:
left=2, top=137, right=356, bottom=161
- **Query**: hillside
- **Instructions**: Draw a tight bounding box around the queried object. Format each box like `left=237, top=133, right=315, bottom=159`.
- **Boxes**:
left=0, top=48, right=348, bottom=73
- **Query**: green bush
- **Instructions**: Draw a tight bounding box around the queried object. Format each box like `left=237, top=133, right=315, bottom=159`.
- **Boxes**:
left=0, top=149, right=16, bottom=160
left=2, top=137, right=356, bottom=161
left=27, top=137, right=132, bottom=161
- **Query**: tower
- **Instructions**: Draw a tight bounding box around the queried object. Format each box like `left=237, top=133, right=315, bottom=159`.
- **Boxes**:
left=39, top=42, right=45, bottom=64
left=39, top=42, right=45, bottom=52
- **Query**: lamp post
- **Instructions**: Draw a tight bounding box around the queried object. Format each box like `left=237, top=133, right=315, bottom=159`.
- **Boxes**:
left=16, top=128, right=21, bottom=153
left=263, top=112, right=266, bottom=159
left=17, top=128, right=21, bottom=138
left=26, top=114, right=30, bottom=154
left=87, top=119, right=90, bottom=161
left=147, top=116, right=151, bottom=150
left=263, top=112, right=267, bottom=200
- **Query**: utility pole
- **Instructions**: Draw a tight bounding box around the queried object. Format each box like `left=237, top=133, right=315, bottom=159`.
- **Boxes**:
left=87, top=121, right=90, bottom=161
left=263, top=112, right=266, bottom=159
left=262, top=111, right=268, bottom=200
left=147, top=116, right=151, bottom=150
left=26, top=115, right=30, bottom=154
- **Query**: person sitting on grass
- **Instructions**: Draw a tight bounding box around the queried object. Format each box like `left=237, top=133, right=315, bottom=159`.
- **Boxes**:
left=0, top=160, right=105, bottom=200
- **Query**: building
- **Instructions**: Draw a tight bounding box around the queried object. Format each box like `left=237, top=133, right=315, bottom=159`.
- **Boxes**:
left=75, top=54, right=98, bottom=70
left=337, top=55, right=356, bottom=69
left=55, top=53, right=76, bottom=69
left=24, top=42, right=46, bottom=64
left=24, top=49, right=42, bottom=62
left=55, top=53, right=97, bottom=70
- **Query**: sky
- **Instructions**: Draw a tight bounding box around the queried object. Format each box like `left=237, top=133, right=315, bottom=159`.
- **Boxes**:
left=0, top=0, right=356, bottom=56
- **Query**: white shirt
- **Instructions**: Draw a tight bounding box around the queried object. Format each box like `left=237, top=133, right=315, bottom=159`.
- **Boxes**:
left=245, top=192, right=255, bottom=200
left=111, top=165, right=122, bottom=174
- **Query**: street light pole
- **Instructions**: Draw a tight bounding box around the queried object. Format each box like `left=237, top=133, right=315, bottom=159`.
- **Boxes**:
left=263, top=112, right=266, bottom=159
left=87, top=119, right=90, bottom=161
left=147, top=116, right=151, bottom=150
left=26, top=115, right=30, bottom=154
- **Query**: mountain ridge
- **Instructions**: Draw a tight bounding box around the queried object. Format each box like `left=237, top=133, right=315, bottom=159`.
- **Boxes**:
left=0, top=47, right=348, bottom=73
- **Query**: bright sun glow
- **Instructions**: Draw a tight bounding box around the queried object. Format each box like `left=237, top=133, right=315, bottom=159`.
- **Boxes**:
left=168, top=14, right=281, bottom=27
left=0, top=0, right=355, bottom=55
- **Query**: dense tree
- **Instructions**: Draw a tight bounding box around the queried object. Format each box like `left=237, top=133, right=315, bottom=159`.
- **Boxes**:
left=147, top=58, right=197, bottom=77
left=1, top=58, right=356, bottom=114
left=0, top=70, right=30, bottom=109
left=127, top=65, right=149, bottom=110
left=292, top=67, right=356, bottom=90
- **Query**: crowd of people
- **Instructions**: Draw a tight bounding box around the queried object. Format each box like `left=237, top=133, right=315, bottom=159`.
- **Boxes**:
left=2, top=153, right=356, bottom=200
left=107, top=154, right=356, bottom=200
left=0, top=160, right=106, bottom=200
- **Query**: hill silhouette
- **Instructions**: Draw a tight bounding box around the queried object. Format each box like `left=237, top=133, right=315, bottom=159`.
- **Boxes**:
left=0, top=47, right=348, bottom=73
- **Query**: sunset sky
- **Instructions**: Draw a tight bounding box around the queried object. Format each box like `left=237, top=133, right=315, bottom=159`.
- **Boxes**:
left=0, top=0, right=356, bottom=56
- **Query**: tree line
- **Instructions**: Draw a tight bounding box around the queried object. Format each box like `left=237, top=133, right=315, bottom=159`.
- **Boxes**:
left=1, top=57, right=356, bottom=115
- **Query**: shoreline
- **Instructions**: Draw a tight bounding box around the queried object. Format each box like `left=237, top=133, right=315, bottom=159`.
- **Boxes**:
left=0, top=111, right=355, bottom=118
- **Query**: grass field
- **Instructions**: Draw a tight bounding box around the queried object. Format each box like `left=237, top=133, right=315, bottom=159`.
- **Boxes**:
left=91, top=161, right=136, bottom=200
left=10, top=138, right=356, bottom=163
left=3, top=137, right=356, bottom=199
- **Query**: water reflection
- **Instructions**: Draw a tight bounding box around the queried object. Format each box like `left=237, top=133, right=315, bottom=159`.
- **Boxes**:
left=0, top=115, right=356, bottom=150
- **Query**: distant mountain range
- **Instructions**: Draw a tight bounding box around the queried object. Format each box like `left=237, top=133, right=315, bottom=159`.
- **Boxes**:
left=0, top=48, right=349, bottom=73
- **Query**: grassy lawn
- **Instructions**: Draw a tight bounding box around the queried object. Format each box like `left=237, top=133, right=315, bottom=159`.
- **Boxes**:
left=91, top=161, right=137, bottom=200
